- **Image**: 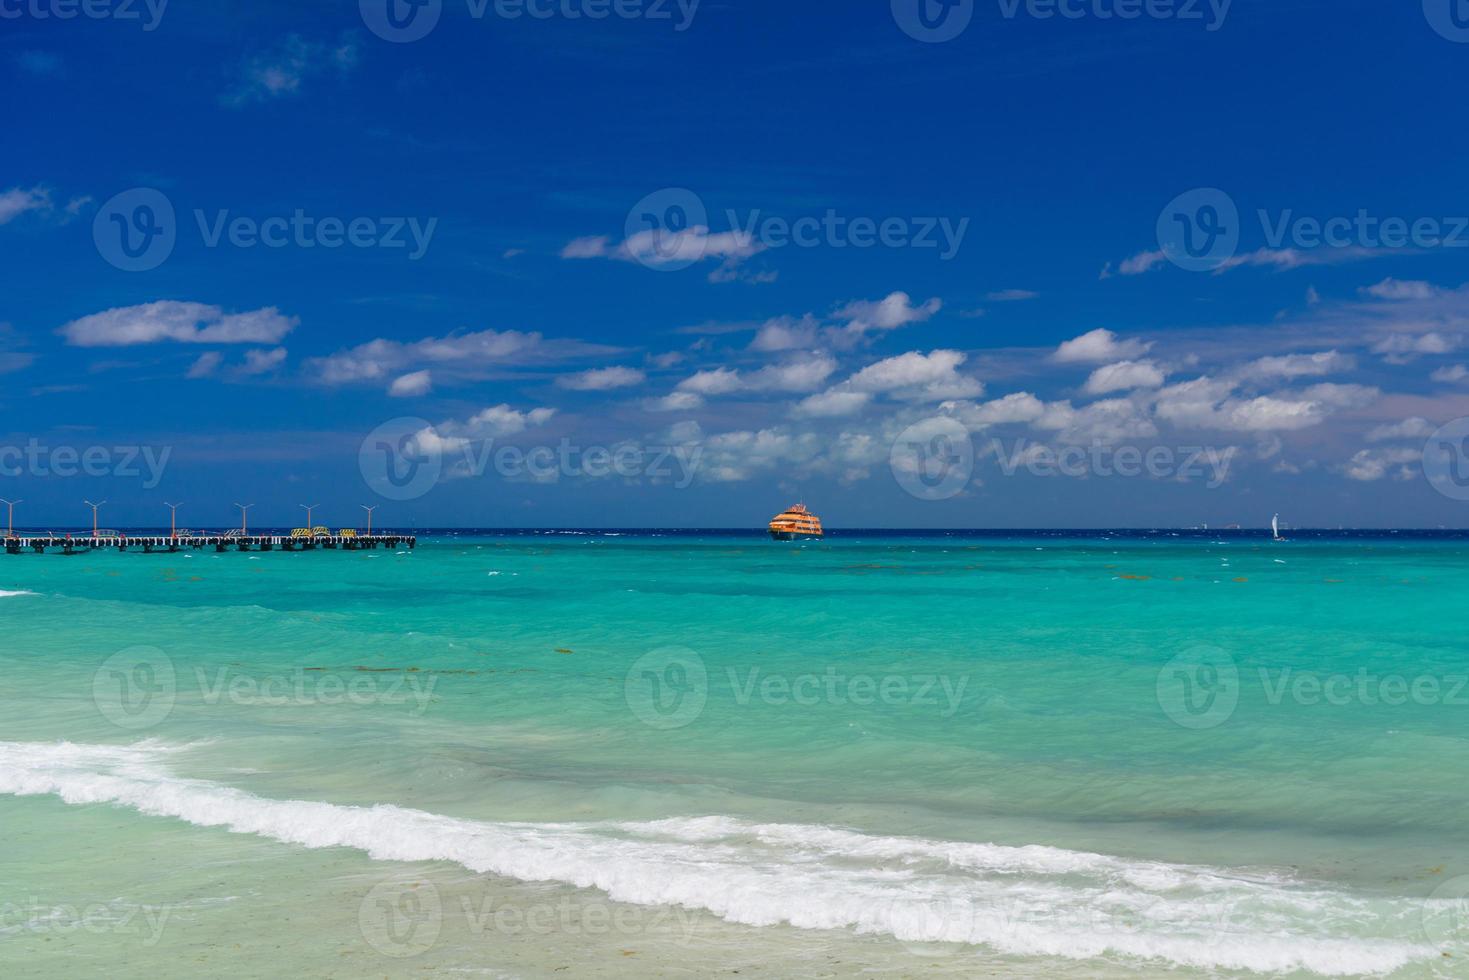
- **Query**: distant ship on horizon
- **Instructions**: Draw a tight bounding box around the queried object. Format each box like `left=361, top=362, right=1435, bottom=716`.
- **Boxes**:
left=768, top=504, right=824, bottom=541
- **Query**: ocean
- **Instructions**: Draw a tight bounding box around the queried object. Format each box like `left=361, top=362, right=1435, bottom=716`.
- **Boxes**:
left=2, top=530, right=1466, bottom=978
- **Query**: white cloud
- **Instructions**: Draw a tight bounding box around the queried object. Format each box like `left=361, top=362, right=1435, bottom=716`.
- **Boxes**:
left=1371, top=332, right=1457, bottom=358
left=1237, top=350, right=1355, bottom=381
left=1053, top=328, right=1152, bottom=364
left=1153, top=376, right=1380, bottom=433
left=1366, top=417, right=1433, bottom=442
left=186, top=351, right=223, bottom=379
left=239, top=347, right=288, bottom=375
left=563, top=226, right=766, bottom=281
left=1361, top=278, right=1439, bottom=301
left=1082, top=359, right=1166, bottom=395
left=793, top=390, right=871, bottom=418
left=845, top=349, right=983, bottom=402
left=1431, top=364, right=1468, bottom=384
left=651, top=391, right=704, bottom=412
left=833, top=291, right=941, bottom=339
left=676, top=367, right=743, bottom=396
left=1033, top=398, right=1158, bottom=445
left=223, top=33, right=359, bottom=107
left=942, top=392, right=1047, bottom=429
left=60, top=301, right=297, bottom=347
left=1345, top=447, right=1420, bottom=482
left=557, top=366, right=646, bottom=391
left=560, top=236, right=610, bottom=259
left=389, top=369, right=433, bottom=397
left=1212, top=246, right=1387, bottom=274
left=749, top=315, right=820, bottom=352
left=0, top=186, right=53, bottom=225
left=307, top=328, right=614, bottom=385
left=1105, top=249, right=1168, bottom=277
left=462, top=404, right=556, bottom=437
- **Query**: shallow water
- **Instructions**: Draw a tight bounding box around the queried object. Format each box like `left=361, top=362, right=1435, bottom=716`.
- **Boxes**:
left=2, top=532, right=1467, bottom=977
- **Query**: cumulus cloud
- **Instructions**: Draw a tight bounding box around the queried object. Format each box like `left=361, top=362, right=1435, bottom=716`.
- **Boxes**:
left=749, top=315, right=820, bottom=352
left=1345, top=447, right=1420, bottom=482
left=389, top=369, right=433, bottom=397
left=557, top=366, right=646, bottom=391
left=845, top=349, right=983, bottom=402
left=1153, top=376, right=1379, bottom=433
left=1082, top=359, right=1166, bottom=395
left=650, top=391, right=704, bottom=412
left=1431, top=364, right=1468, bottom=384
left=833, top=292, right=941, bottom=340
left=1053, top=328, right=1152, bottom=364
left=941, top=392, right=1048, bottom=429
left=1033, top=398, right=1158, bottom=445
left=793, top=389, right=871, bottom=418
left=59, top=301, right=298, bottom=347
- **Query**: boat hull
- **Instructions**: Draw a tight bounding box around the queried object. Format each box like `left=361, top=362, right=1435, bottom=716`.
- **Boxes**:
left=769, top=530, right=822, bottom=541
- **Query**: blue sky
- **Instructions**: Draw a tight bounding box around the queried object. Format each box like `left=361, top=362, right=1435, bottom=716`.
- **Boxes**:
left=5, top=0, right=1469, bottom=529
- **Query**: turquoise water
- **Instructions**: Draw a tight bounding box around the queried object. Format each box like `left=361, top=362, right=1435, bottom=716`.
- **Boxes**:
left=2, top=532, right=1467, bottom=978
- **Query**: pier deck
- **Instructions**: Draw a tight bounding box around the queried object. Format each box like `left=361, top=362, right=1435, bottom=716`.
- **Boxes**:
left=2, top=534, right=416, bottom=554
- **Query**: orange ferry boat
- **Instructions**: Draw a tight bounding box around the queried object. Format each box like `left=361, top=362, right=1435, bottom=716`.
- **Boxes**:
left=768, top=503, right=824, bottom=540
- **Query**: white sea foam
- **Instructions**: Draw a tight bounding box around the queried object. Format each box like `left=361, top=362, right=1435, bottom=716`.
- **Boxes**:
left=0, top=589, right=37, bottom=598
left=0, top=740, right=1436, bottom=976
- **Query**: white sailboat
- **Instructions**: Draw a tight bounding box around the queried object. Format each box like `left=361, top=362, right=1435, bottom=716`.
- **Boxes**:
left=1272, top=514, right=1285, bottom=542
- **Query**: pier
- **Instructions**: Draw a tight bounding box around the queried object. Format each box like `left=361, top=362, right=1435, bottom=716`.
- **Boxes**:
left=2, top=534, right=416, bottom=555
